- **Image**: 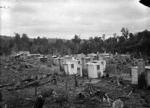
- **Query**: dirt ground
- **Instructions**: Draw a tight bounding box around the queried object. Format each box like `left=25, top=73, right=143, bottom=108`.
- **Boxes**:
left=0, top=58, right=150, bottom=108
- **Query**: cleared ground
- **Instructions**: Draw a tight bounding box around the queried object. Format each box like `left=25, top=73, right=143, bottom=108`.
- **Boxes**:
left=0, top=58, right=150, bottom=108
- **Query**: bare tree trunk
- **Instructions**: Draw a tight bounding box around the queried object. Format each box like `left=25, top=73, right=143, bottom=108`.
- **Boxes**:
left=65, top=81, right=68, bottom=90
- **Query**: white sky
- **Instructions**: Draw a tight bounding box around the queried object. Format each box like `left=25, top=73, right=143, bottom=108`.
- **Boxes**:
left=0, top=0, right=150, bottom=39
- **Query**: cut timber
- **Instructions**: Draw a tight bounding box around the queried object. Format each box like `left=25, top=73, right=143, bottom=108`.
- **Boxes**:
left=117, top=78, right=120, bottom=86
left=127, top=91, right=132, bottom=97
left=27, top=81, right=39, bottom=87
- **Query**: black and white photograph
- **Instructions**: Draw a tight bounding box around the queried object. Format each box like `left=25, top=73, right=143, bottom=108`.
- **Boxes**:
left=0, top=0, right=150, bottom=108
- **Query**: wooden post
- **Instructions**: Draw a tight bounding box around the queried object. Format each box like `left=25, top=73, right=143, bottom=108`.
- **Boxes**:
left=115, top=63, right=117, bottom=74
left=0, top=89, right=2, bottom=102
left=117, top=78, right=120, bottom=86
left=74, top=75, right=78, bottom=87
left=53, top=75, right=57, bottom=85
left=65, top=81, right=68, bottom=90
left=0, top=89, right=2, bottom=108
left=35, top=86, right=37, bottom=96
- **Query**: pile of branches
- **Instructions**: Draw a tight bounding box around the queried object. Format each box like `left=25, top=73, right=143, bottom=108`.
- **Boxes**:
left=75, top=83, right=111, bottom=105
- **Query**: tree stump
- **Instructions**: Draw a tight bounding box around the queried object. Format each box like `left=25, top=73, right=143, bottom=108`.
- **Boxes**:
left=34, top=95, right=45, bottom=108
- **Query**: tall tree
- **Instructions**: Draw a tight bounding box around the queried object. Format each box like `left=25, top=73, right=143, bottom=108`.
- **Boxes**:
left=14, top=33, right=21, bottom=50
left=102, top=34, right=106, bottom=41
left=71, top=35, right=81, bottom=54
left=121, top=27, right=129, bottom=39
left=21, top=33, right=29, bottom=50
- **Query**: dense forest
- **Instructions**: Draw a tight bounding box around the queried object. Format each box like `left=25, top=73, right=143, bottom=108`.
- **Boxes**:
left=0, top=28, right=150, bottom=59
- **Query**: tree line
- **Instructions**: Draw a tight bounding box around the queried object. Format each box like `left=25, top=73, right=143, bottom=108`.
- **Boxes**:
left=0, top=28, right=150, bottom=59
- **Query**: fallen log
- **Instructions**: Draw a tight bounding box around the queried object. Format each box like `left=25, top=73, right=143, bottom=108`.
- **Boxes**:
left=0, top=83, right=15, bottom=88
left=26, top=80, right=40, bottom=87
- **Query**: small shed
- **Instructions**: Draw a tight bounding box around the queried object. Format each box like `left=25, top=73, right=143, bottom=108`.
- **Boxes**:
left=59, top=57, right=65, bottom=70
left=76, top=53, right=86, bottom=59
left=88, top=53, right=98, bottom=60
left=63, top=60, right=78, bottom=75
left=131, top=61, right=146, bottom=85
left=86, top=61, right=104, bottom=78
left=131, top=66, right=138, bottom=85
left=100, top=53, right=110, bottom=58
left=115, top=54, right=131, bottom=63
left=17, top=51, right=30, bottom=56
left=38, top=56, right=47, bottom=63
left=30, top=54, right=41, bottom=58
left=72, top=59, right=82, bottom=77
left=99, top=53, right=112, bottom=64
left=82, top=57, right=91, bottom=70
left=138, top=59, right=145, bottom=74
left=91, top=60, right=106, bottom=72
left=145, top=66, right=150, bottom=87
left=55, top=57, right=60, bottom=65
left=76, top=53, right=85, bottom=65
left=15, top=51, right=30, bottom=60
left=64, top=55, right=72, bottom=60
left=52, top=55, right=58, bottom=65
left=98, top=56, right=103, bottom=60
left=99, top=60, right=106, bottom=71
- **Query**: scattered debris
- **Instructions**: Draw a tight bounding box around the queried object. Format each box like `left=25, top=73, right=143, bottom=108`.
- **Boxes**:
left=1, top=53, right=150, bottom=108
left=53, top=91, right=68, bottom=106
left=112, top=99, right=124, bottom=108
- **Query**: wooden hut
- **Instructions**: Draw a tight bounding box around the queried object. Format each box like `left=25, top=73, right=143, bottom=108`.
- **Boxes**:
left=81, top=57, right=91, bottom=70
left=86, top=61, right=104, bottom=78
left=63, top=59, right=82, bottom=76
left=131, top=66, right=138, bottom=85
left=145, top=66, right=150, bottom=87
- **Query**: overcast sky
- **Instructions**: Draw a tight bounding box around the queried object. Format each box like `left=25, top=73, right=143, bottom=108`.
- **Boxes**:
left=0, top=0, right=150, bottom=39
